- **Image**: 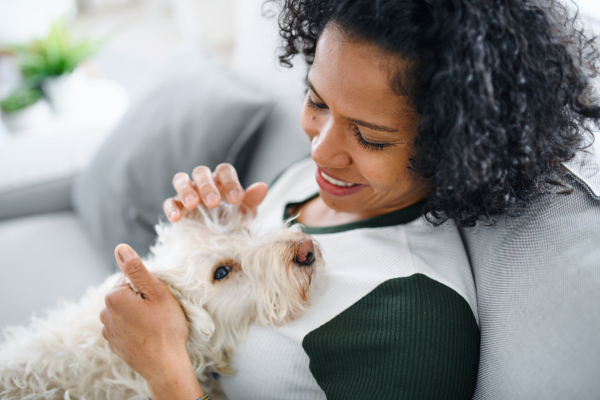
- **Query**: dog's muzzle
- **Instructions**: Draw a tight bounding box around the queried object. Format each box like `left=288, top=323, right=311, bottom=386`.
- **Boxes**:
left=295, top=238, right=316, bottom=266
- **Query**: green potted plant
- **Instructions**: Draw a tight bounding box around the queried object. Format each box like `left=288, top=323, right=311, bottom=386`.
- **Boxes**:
left=11, top=20, right=103, bottom=115
left=0, top=86, right=52, bottom=131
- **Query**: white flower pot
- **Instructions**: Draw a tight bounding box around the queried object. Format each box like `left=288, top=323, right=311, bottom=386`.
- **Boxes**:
left=42, top=68, right=88, bottom=115
left=1, top=99, right=53, bottom=132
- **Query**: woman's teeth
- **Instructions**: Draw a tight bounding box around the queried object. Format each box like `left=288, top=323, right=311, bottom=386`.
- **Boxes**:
left=320, top=171, right=357, bottom=187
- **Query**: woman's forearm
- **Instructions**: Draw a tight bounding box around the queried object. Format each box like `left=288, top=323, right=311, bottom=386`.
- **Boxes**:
left=146, top=356, right=204, bottom=400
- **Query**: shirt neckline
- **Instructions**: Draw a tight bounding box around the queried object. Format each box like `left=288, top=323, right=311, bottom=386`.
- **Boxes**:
left=283, top=194, right=426, bottom=234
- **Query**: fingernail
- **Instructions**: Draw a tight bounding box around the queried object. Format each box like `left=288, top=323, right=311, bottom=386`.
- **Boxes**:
left=118, top=246, right=136, bottom=263
left=206, top=192, right=219, bottom=205
left=229, top=189, right=241, bottom=202
left=169, top=210, right=178, bottom=220
left=184, top=194, right=197, bottom=207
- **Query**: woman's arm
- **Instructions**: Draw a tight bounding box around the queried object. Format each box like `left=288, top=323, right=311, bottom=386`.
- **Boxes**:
left=100, top=163, right=267, bottom=398
left=302, top=275, right=480, bottom=399
left=100, top=244, right=205, bottom=399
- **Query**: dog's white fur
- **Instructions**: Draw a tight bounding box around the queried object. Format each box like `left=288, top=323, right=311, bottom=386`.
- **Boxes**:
left=0, top=204, right=322, bottom=399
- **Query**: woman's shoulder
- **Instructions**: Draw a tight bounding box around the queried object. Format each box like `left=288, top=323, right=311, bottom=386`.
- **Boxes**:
left=232, top=189, right=480, bottom=399
left=299, top=216, right=480, bottom=399
left=302, top=218, right=479, bottom=327
left=302, top=273, right=480, bottom=399
left=221, top=271, right=480, bottom=400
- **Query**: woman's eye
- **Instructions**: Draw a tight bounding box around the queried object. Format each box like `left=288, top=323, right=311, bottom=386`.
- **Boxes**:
left=307, top=95, right=328, bottom=111
left=213, top=266, right=231, bottom=280
left=354, top=128, right=389, bottom=151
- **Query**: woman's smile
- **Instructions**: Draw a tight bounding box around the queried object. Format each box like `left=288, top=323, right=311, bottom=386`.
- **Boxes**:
left=315, top=167, right=365, bottom=197
left=318, top=168, right=357, bottom=187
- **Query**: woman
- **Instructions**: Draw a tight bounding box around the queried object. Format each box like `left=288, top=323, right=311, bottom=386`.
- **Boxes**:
left=100, top=0, right=599, bottom=399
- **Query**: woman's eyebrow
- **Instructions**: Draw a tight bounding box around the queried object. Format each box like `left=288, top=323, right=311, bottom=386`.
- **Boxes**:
left=307, top=79, right=398, bottom=133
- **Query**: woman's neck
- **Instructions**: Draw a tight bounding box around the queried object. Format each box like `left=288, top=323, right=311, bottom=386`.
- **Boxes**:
left=294, top=197, right=355, bottom=227
left=294, top=195, right=424, bottom=227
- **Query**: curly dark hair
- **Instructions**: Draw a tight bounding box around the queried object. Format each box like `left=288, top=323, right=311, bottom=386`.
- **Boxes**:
left=273, top=0, right=600, bottom=227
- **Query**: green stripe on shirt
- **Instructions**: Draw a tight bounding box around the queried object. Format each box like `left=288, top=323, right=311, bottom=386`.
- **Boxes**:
left=302, top=274, right=480, bottom=399
left=284, top=196, right=427, bottom=234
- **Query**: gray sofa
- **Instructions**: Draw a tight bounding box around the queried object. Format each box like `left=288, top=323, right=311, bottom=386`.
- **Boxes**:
left=1, top=0, right=599, bottom=398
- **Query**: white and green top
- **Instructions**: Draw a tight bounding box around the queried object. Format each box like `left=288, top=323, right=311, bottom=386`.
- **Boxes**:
left=220, top=158, right=480, bottom=400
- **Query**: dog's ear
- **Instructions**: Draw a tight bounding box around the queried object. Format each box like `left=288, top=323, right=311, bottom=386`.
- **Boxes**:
left=180, top=298, right=215, bottom=345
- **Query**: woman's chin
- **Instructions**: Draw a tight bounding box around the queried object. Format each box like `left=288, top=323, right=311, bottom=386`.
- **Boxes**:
left=318, top=190, right=368, bottom=215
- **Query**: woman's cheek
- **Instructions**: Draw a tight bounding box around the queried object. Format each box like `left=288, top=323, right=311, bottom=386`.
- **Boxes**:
left=364, top=150, right=412, bottom=188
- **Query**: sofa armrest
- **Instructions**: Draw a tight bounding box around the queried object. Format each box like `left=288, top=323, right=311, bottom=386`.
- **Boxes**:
left=0, top=175, right=74, bottom=221
left=0, top=211, right=113, bottom=329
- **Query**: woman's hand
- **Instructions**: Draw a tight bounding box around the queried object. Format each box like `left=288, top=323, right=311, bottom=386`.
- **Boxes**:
left=100, top=244, right=204, bottom=400
left=163, top=163, right=268, bottom=222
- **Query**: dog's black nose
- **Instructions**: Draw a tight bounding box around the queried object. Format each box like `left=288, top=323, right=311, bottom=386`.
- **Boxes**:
left=296, top=239, right=316, bottom=266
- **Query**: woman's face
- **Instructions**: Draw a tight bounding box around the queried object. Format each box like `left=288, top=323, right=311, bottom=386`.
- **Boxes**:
left=300, top=25, right=429, bottom=218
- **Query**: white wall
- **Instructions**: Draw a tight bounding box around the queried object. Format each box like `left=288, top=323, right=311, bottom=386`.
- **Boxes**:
left=572, top=0, right=600, bottom=21
left=0, top=0, right=77, bottom=45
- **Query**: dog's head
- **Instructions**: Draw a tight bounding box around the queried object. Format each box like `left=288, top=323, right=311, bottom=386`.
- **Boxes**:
left=148, top=203, right=322, bottom=367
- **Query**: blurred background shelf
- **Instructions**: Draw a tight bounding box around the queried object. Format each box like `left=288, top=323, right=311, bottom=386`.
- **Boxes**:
left=0, top=0, right=236, bottom=194
left=0, top=77, right=128, bottom=192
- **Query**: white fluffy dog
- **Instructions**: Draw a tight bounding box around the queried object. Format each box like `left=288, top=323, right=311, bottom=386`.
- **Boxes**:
left=0, top=204, right=322, bottom=399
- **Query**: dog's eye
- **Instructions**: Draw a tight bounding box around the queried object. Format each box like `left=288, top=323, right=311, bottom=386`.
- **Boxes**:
left=213, top=266, right=231, bottom=281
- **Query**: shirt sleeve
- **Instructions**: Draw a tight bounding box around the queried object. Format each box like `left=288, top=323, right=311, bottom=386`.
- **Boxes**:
left=301, top=273, right=480, bottom=400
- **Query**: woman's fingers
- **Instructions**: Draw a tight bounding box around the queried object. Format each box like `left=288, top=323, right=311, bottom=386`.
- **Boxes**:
left=163, top=196, right=195, bottom=222
left=163, top=197, right=185, bottom=222
left=213, top=163, right=244, bottom=204
left=192, top=166, right=221, bottom=208
left=114, top=244, right=163, bottom=298
left=242, top=182, right=269, bottom=215
left=172, top=172, right=200, bottom=209
left=168, top=164, right=263, bottom=221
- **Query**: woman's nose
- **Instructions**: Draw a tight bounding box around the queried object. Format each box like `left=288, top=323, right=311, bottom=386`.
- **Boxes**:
left=310, top=118, right=352, bottom=168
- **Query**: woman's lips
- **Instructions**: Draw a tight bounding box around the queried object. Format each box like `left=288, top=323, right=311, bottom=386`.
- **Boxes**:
left=315, top=167, right=365, bottom=197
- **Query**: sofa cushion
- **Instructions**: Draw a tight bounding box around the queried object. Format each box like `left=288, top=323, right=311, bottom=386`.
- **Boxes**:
left=0, top=211, right=111, bottom=330
left=230, top=0, right=311, bottom=187
left=0, top=175, right=74, bottom=221
left=462, top=139, right=600, bottom=399
left=72, top=43, right=272, bottom=263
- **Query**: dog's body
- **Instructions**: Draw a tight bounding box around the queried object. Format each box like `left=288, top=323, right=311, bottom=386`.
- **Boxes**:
left=0, top=204, right=322, bottom=399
